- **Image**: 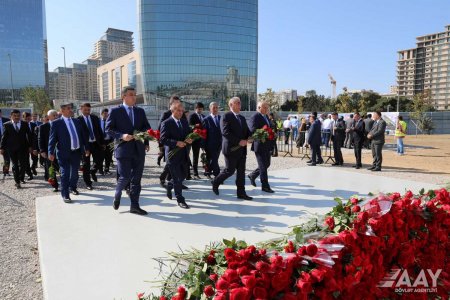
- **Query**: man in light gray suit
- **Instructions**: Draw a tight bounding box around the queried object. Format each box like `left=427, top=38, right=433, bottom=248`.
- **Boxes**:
left=344, top=114, right=354, bottom=149
left=366, top=111, right=386, bottom=172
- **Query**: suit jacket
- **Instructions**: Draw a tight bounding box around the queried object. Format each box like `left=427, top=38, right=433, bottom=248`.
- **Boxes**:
left=0, top=117, right=10, bottom=141
left=369, top=119, right=387, bottom=144
left=189, top=112, right=205, bottom=146
left=307, top=119, right=322, bottom=146
left=202, top=114, right=222, bottom=151
left=351, top=119, right=365, bottom=144
left=331, top=119, right=346, bottom=143
left=38, top=122, right=51, bottom=154
left=249, top=112, right=274, bottom=153
left=160, top=117, right=190, bottom=164
left=105, top=105, right=151, bottom=159
left=32, top=124, right=40, bottom=151
left=220, top=112, right=250, bottom=156
left=48, top=118, right=89, bottom=160
left=364, top=118, right=375, bottom=134
left=99, top=118, right=111, bottom=143
left=0, top=121, right=33, bottom=152
left=77, top=114, right=104, bottom=146
left=346, top=118, right=354, bottom=130
left=158, top=109, right=186, bottom=147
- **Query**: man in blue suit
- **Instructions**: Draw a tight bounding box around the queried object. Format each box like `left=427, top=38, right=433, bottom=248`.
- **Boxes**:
left=160, top=102, right=192, bottom=209
left=247, top=101, right=275, bottom=193
left=49, top=103, right=90, bottom=203
left=106, top=86, right=151, bottom=215
left=307, top=114, right=323, bottom=166
left=211, top=97, right=252, bottom=200
left=201, top=102, right=222, bottom=178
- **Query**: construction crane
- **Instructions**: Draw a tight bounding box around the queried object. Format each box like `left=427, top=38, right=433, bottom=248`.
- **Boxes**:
left=328, top=74, right=337, bottom=100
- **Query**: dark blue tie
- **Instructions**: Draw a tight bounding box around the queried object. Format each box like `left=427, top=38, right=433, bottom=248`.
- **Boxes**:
left=128, top=107, right=134, bottom=126
left=86, top=117, right=94, bottom=140
left=215, top=115, right=219, bottom=127
left=68, top=119, right=79, bottom=149
left=177, top=120, right=182, bottom=129
left=235, top=114, right=242, bottom=127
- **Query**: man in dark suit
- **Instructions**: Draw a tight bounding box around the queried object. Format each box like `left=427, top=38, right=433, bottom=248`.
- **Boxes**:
left=247, top=101, right=274, bottom=193
left=201, top=102, right=222, bottom=178
left=211, top=97, right=252, bottom=200
left=0, top=110, right=33, bottom=189
left=99, top=108, right=113, bottom=175
left=364, top=114, right=375, bottom=149
left=344, top=114, right=354, bottom=149
left=31, top=113, right=43, bottom=126
left=188, top=102, right=205, bottom=179
left=367, top=111, right=387, bottom=172
left=158, top=96, right=188, bottom=186
left=0, top=109, right=11, bottom=175
left=23, top=112, right=37, bottom=179
left=331, top=112, right=345, bottom=166
left=49, top=103, right=90, bottom=203
left=307, top=114, right=323, bottom=166
left=160, top=103, right=192, bottom=209
left=78, top=103, right=104, bottom=189
left=350, top=112, right=365, bottom=169
left=106, top=86, right=151, bottom=215
left=39, top=110, right=59, bottom=192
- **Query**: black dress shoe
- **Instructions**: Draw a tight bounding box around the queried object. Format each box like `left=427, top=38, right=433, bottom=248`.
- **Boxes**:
left=91, top=172, right=98, bottom=182
left=237, top=194, right=253, bottom=200
left=32, top=168, right=37, bottom=176
left=71, top=189, right=79, bottom=196
left=307, top=163, right=317, bottom=166
left=182, top=185, right=189, bottom=190
left=317, top=160, right=324, bottom=164
left=248, top=175, right=257, bottom=187
left=186, top=175, right=192, bottom=180
left=63, top=197, right=72, bottom=203
left=15, top=183, right=22, bottom=189
left=159, top=180, right=166, bottom=188
left=372, top=168, right=381, bottom=172
left=130, top=207, right=148, bottom=215
left=355, top=166, right=361, bottom=169
left=331, top=163, right=340, bottom=166
left=27, top=175, right=33, bottom=181
left=178, top=201, right=190, bottom=209
left=53, top=188, right=59, bottom=193
left=113, top=196, right=120, bottom=210
left=166, top=186, right=173, bottom=200
left=86, top=185, right=93, bottom=190
left=20, top=180, right=26, bottom=184
left=212, top=184, right=219, bottom=195
left=352, top=165, right=357, bottom=168
left=262, top=187, right=275, bottom=193
left=194, top=174, right=201, bottom=179
left=367, top=166, right=375, bottom=170
left=306, top=160, right=313, bottom=163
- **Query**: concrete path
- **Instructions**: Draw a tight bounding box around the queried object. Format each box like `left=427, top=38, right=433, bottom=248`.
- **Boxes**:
left=36, top=167, right=437, bottom=300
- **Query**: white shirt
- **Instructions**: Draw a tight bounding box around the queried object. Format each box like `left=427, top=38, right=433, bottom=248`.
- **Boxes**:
left=83, top=115, right=96, bottom=142
left=322, top=118, right=333, bottom=130
left=13, top=121, right=21, bottom=131
left=283, top=120, right=291, bottom=129
left=62, top=116, right=80, bottom=150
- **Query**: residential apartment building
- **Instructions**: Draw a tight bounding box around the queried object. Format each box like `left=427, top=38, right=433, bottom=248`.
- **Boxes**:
left=397, top=25, right=450, bottom=110
left=90, top=28, right=134, bottom=65
left=97, top=51, right=142, bottom=102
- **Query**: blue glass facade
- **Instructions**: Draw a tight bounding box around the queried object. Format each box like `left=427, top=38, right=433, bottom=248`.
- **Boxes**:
left=0, top=0, right=47, bottom=102
left=138, top=0, right=257, bottom=110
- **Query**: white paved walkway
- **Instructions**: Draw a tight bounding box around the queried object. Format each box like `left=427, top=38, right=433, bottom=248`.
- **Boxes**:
left=36, top=167, right=437, bottom=300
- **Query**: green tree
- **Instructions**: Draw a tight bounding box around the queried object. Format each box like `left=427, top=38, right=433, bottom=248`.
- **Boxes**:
left=22, top=87, right=52, bottom=116
left=335, top=93, right=352, bottom=112
left=258, top=88, right=279, bottom=112
left=280, top=99, right=299, bottom=111
left=409, top=90, right=435, bottom=134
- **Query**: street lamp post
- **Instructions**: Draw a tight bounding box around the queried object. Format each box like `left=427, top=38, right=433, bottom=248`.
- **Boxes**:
left=7, top=53, right=14, bottom=103
left=247, top=59, right=250, bottom=111
left=61, top=46, right=68, bottom=100
left=396, top=90, right=400, bottom=112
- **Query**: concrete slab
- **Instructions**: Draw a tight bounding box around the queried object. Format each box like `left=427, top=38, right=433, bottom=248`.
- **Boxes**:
left=36, top=167, right=438, bottom=300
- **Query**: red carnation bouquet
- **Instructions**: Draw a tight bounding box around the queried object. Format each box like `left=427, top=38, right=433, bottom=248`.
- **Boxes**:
left=48, top=162, right=58, bottom=188
left=109, top=129, right=160, bottom=149
left=2, top=162, right=9, bottom=181
left=231, top=125, right=275, bottom=152
left=168, top=128, right=207, bottom=159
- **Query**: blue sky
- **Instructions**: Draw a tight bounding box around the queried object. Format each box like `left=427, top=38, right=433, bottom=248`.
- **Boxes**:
left=46, top=0, right=450, bottom=96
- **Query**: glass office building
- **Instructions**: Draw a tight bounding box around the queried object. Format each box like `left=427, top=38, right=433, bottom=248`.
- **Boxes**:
left=138, top=0, right=257, bottom=110
left=0, top=0, right=48, bottom=103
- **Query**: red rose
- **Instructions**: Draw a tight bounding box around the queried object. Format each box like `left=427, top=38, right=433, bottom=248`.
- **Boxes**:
left=204, top=285, right=215, bottom=297
left=351, top=198, right=359, bottom=205
left=253, top=287, right=267, bottom=299
left=216, top=279, right=229, bottom=291
left=223, top=269, right=239, bottom=283
left=230, top=287, right=250, bottom=300
left=324, top=216, right=335, bottom=230
left=241, top=275, right=256, bottom=289
left=352, top=205, right=361, bottom=213
left=177, top=286, right=186, bottom=299
left=271, top=271, right=290, bottom=291
left=262, top=125, right=269, bottom=130
left=137, top=293, right=145, bottom=299
left=255, top=261, right=270, bottom=272
left=159, top=297, right=167, bottom=300
left=224, top=248, right=236, bottom=260
left=214, top=292, right=227, bottom=300
left=209, top=273, right=218, bottom=282
left=296, top=279, right=312, bottom=294
left=206, top=254, right=216, bottom=265
left=282, top=292, right=297, bottom=300
left=310, top=268, right=326, bottom=283
left=306, top=244, right=318, bottom=257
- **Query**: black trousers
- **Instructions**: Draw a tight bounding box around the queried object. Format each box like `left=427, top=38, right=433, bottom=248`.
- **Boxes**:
left=167, top=161, right=187, bottom=202
left=191, top=142, right=201, bottom=176
left=205, top=146, right=221, bottom=177
left=2, top=152, right=10, bottom=172
left=249, top=151, right=271, bottom=188
left=371, top=142, right=384, bottom=169
left=354, top=142, right=363, bottom=167
left=9, top=149, right=28, bottom=184
left=102, top=140, right=113, bottom=172
left=332, top=136, right=343, bottom=164
left=311, top=144, right=323, bottom=163
left=82, top=142, right=104, bottom=185
left=213, top=152, right=246, bottom=196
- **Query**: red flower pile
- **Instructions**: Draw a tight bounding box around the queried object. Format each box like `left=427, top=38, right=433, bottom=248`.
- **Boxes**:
left=146, top=189, right=450, bottom=300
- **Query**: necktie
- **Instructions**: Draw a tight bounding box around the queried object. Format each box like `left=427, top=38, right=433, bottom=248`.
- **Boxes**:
left=177, top=120, right=182, bottom=129
left=215, top=116, right=219, bottom=127
left=235, top=114, right=242, bottom=127
left=198, top=113, right=203, bottom=121
left=86, top=117, right=94, bottom=141
left=128, top=107, right=134, bottom=126
left=14, top=123, right=19, bottom=132
left=264, top=115, right=270, bottom=126
left=68, top=119, right=79, bottom=149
